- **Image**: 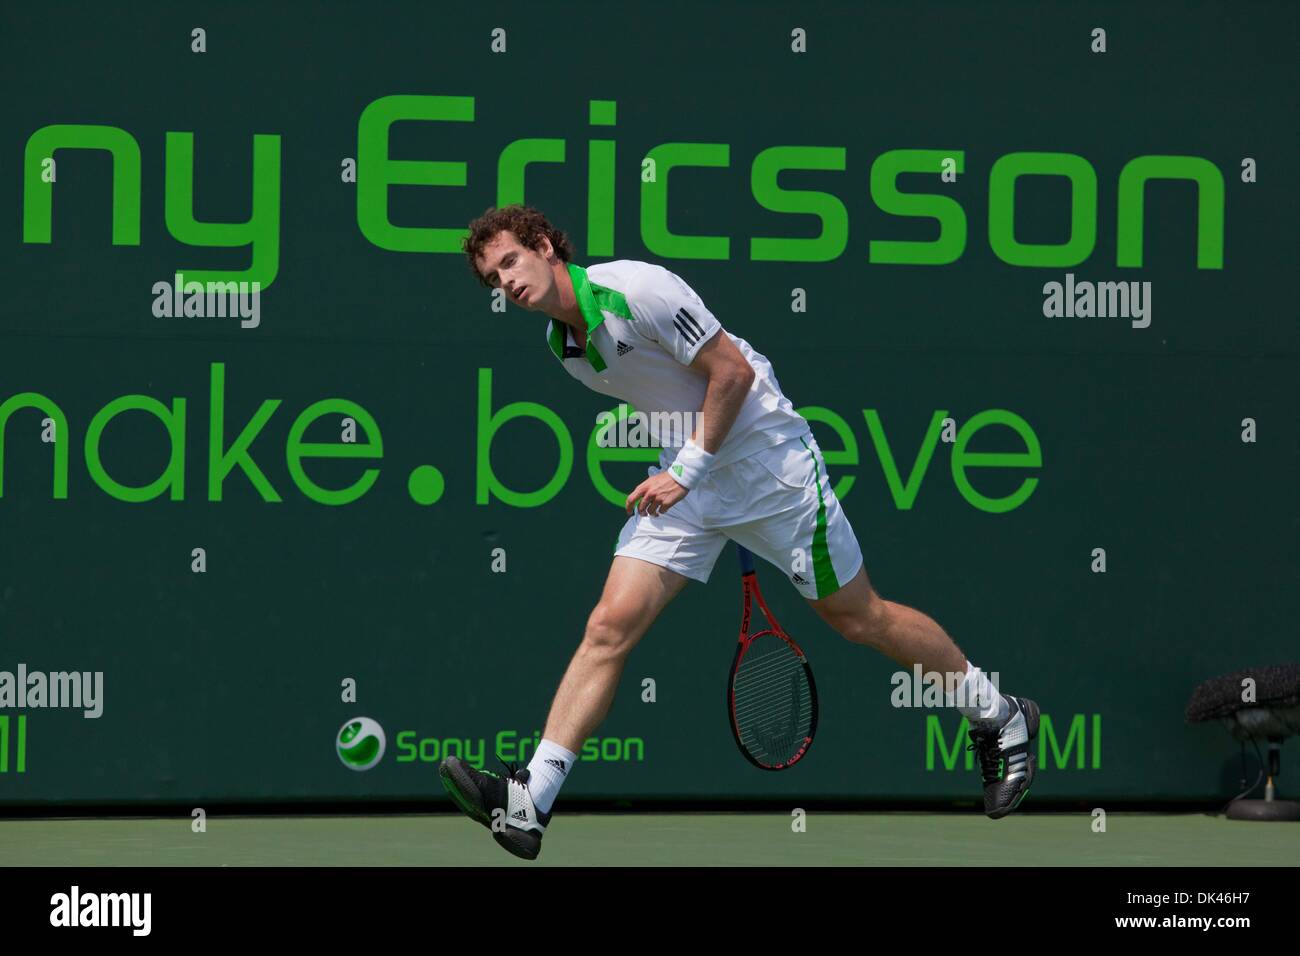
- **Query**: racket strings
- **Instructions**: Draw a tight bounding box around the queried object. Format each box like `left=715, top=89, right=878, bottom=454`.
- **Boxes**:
left=732, top=636, right=814, bottom=765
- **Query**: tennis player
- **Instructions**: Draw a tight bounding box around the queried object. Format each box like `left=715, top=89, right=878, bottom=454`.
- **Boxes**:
left=440, top=205, right=1040, bottom=860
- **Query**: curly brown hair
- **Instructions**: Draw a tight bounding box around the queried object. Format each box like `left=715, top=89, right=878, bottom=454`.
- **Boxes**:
left=462, top=204, right=575, bottom=289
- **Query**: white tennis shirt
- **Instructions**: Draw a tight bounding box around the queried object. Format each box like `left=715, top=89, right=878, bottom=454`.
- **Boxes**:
left=544, top=260, right=809, bottom=468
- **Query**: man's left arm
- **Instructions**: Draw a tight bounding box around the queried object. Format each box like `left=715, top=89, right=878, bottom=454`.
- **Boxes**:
left=683, top=332, right=755, bottom=454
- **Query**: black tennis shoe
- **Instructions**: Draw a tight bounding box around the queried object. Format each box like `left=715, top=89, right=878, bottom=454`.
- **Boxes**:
left=966, top=695, right=1040, bottom=819
left=438, top=756, right=551, bottom=860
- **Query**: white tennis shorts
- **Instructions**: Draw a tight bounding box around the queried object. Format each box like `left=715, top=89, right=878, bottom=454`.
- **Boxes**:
left=614, top=431, right=864, bottom=599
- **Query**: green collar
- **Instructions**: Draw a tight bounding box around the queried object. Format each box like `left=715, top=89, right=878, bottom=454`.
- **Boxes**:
left=546, top=263, right=634, bottom=373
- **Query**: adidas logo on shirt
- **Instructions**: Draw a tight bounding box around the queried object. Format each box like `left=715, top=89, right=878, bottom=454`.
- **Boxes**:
left=616, top=340, right=633, bottom=356
left=544, top=758, right=568, bottom=775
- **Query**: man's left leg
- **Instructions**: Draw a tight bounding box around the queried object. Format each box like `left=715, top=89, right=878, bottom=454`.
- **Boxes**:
left=725, top=431, right=1038, bottom=817
left=807, top=567, right=1039, bottom=818
left=805, top=564, right=966, bottom=679
left=732, top=431, right=1038, bottom=818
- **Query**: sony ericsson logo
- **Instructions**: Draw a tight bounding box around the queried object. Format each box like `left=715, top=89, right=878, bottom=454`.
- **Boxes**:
left=395, top=729, right=643, bottom=766
left=335, top=717, right=387, bottom=771
left=332, top=722, right=643, bottom=769
left=20, top=100, right=1223, bottom=293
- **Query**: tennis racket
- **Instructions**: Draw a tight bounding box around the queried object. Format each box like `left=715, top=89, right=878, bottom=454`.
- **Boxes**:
left=728, top=544, right=818, bottom=770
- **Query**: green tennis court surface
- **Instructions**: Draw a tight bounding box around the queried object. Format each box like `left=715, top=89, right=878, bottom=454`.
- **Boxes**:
left=2, top=813, right=1296, bottom=866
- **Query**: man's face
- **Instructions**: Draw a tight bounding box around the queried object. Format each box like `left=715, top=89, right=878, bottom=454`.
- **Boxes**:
left=476, top=231, right=555, bottom=312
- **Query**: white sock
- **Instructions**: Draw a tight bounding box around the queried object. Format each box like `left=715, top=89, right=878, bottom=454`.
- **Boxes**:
left=945, top=661, right=1009, bottom=724
left=526, top=739, right=577, bottom=815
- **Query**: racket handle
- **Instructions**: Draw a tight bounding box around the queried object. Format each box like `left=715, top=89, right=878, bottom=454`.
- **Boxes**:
left=737, top=544, right=756, bottom=575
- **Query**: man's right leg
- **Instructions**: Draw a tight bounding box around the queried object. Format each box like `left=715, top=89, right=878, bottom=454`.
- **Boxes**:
left=539, top=554, right=690, bottom=754
left=438, top=555, right=688, bottom=859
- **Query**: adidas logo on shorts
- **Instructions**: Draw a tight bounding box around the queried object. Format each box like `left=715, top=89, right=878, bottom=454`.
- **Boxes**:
left=616, top=340, right=634, bottom=356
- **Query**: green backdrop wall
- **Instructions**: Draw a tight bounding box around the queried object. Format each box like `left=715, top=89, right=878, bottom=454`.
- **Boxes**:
left=1, top=1, right=1296, bottom=807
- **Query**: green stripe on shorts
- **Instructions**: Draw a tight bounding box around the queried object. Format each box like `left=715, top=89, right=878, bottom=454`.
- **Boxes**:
left=800, top=436, right=840, bottom=598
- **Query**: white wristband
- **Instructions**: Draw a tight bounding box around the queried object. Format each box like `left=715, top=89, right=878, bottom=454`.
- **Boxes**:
left=667, top=439, right=715, bottom=489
